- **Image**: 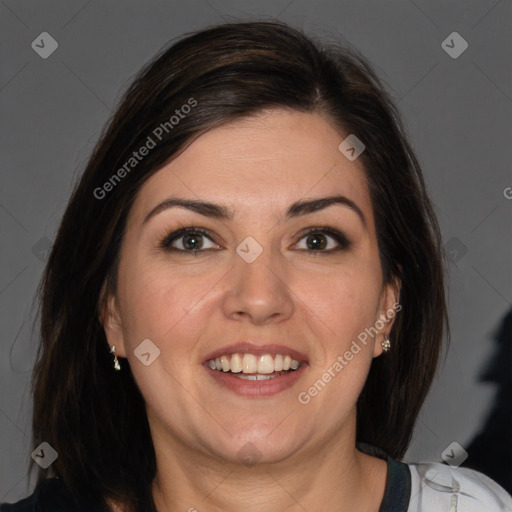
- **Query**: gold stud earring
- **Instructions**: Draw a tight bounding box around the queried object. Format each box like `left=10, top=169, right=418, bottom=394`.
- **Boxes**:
left=381, top=334, right=391, bottom=353
left=110, top=345, right=121, bottom=371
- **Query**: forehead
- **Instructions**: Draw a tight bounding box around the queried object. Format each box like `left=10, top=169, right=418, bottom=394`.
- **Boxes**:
left=130, top=109, right=373, bottom=224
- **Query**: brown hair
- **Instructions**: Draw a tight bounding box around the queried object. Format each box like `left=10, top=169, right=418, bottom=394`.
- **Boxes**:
left=30, top=20, right=448, bottom=511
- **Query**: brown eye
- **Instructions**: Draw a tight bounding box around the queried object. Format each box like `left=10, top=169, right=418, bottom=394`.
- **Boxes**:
left=295, top=227, right=351, bottom=254
left=305, top=233, right=328, bottom=250
left=159, top=227, right=219, bottom=254
left=180, top=233, right=203, bottom=251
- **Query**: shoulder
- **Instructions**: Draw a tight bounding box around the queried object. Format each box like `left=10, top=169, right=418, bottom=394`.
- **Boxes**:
left=406, top=461, right=512, bottom=511
left=0, top=478, right=76, bottom=512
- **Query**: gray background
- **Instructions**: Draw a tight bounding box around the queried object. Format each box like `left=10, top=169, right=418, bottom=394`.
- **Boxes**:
left=1, top=0, right=511, bottom=502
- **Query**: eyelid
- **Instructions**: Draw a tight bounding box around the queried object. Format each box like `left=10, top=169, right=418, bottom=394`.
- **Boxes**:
left=159, top=226, right=219, bottom=252
left=292, top=226, right=351, bottom=252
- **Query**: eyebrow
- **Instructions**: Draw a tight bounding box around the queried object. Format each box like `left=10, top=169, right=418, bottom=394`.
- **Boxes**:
left=143, top=195, right=366, bottom=228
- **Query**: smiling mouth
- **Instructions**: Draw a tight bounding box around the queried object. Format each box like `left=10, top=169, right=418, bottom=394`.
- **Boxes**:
left=206, top=353, right=303, bottom=380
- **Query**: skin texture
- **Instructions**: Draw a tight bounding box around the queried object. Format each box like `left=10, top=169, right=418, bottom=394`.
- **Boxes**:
left=102, top=109, right=400, bottom=511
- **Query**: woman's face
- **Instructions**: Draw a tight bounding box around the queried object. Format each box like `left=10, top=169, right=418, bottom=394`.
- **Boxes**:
left=102, top=109, right=398, bottom=466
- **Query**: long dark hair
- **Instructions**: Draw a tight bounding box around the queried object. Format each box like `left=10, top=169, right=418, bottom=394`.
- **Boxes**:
left=30, top=20, right=448, bottom=511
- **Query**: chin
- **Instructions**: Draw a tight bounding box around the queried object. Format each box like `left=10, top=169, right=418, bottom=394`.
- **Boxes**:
left=203, top=420, right=306, bottom=467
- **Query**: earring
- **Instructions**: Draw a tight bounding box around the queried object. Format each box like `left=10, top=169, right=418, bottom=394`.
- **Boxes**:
left=110, top=345, right=121, bottom=371
left=381, top=334, right=391, bottom=353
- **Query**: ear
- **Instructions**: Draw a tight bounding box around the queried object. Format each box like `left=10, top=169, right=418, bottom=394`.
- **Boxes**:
left=98, top=282, right=127, bottom=357
left=372, top=276, right=401, bottom=358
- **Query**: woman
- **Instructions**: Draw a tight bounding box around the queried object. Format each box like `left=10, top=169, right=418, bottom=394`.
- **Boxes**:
left=2, top=21, right=510, bottom=512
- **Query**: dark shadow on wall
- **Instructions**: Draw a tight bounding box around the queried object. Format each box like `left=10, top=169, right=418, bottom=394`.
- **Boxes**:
left=465, top=308, right=512, bottom=493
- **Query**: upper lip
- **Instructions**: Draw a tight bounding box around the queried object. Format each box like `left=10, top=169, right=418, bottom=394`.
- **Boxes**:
left=203, top=343, right=309, bottom=363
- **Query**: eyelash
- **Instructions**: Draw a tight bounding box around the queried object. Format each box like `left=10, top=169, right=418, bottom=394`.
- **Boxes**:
left=158, top=225, right=351, bottom=257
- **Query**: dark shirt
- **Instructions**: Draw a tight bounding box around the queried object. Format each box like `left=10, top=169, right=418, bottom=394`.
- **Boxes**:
left=0, top=477, right=76, bottom=511
left=0, top=444, right=411, bottom=511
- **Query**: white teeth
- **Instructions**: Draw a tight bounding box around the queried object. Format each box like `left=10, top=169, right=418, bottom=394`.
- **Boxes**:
left=257, top=354, right=275, bottom=374
left=206, top=353, right=303, bottom=374
left=230, top=353, right=243, bottom=373
left=235, top=373, right=281, bottom=380
left=220, top=355, right=230, bottom=372
left=242, top=354, right=258, bottom=373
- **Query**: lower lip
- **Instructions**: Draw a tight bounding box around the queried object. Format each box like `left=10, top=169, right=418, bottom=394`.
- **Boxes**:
left=204, top=363, right=308, bottom=397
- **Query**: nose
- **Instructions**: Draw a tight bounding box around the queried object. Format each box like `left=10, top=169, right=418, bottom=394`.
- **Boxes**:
left=221, top=245, right=294, bottom=326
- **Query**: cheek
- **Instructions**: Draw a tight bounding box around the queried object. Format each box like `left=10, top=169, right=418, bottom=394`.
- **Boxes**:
left=118, top=260, right=219, bottom=356
left=297, top=261, right=382, bottom=342
left=295, top=269, right=380, bottom=419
